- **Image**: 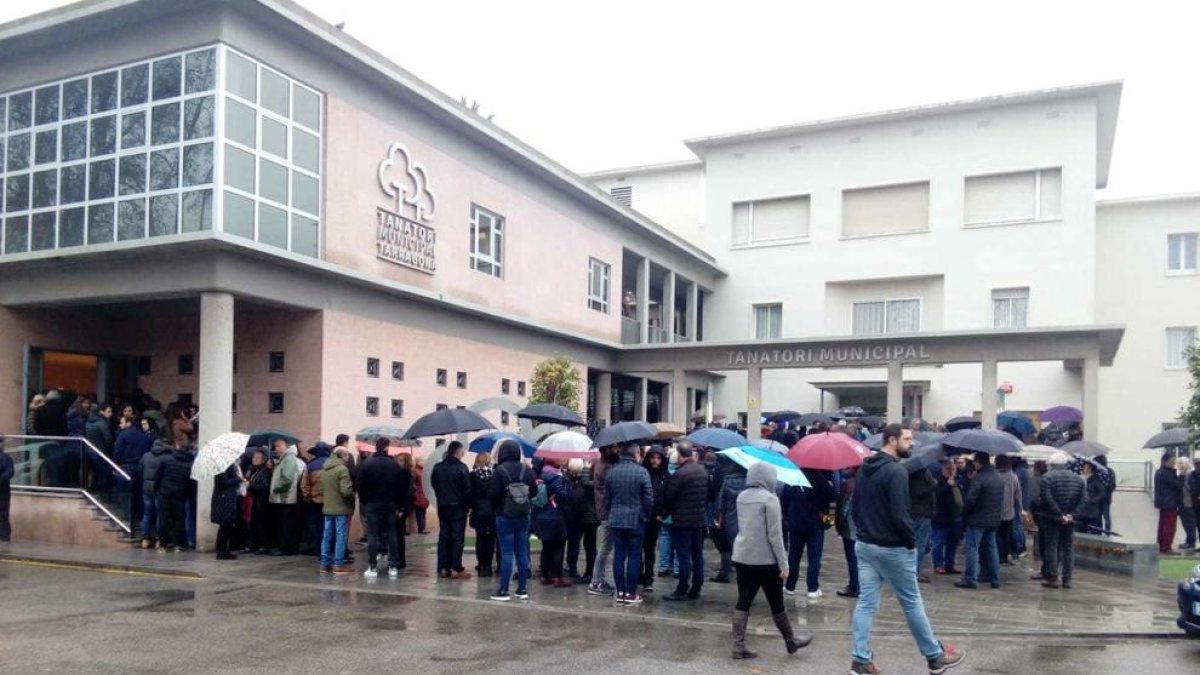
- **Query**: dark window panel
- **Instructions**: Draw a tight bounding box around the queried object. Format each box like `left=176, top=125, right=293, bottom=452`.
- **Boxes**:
left=178, top=354, right=194, bottom=375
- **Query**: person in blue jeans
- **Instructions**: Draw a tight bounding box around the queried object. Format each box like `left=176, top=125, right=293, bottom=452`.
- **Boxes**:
left=955, top=452, right=1004, bottom=590
left=661, top=442, right=709, bottom=601
left=488, top=441, right=539, bottom=601
left=850, top=424, right=965, bottom=675
left=909, top=464, right=937, bottom=582
left=604, top=442, right=653, bottom=605
left=930, top=459, right=962, bottom=575
left=781, top=467, right=835, bottom=598
left=318, top=449, right=355, bottom=573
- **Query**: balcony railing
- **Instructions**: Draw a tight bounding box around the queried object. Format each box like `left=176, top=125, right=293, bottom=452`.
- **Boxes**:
left=621, top=317, right=641, bottom=344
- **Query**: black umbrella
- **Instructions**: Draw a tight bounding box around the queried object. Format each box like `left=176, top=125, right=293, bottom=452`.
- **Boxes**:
left=859, top=415, right=886, bottom=429
left=515, top=403, right=584, bottom=426
left=945, top=416, right=982, bottom=432
left=796, top=413, right=835, bottom=426
left=1144, top=427, right=1190, bottom=449
left=402, top=408, right=495, bottom=439
left=768, top=410, right=803, bottom=420
left=246, top=428, right=299, bottom=448
left=941, top=428, right=1022, bottom=455
left=902, top=443, right=946, bottom=474
left=594, top=421, right=657, bottom=448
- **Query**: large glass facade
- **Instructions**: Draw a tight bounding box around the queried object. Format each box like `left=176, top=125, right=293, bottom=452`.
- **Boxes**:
left=0, top=45, right=322, bottom=259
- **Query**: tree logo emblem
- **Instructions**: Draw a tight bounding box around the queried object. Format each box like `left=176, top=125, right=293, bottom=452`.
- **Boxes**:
left=377, top=142, right=437, bottom=222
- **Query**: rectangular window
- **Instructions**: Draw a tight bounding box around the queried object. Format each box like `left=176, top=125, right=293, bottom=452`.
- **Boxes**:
left=992, top=287, right=1029, bottom=329
left=391, top=361, right=404, bottom=381
left=391, top=399, right=404, bottom=418
left=501, top=411, right=511, bottom=425
left=366, top=396, right=379, bottom=417
left=1167, top=233, right=1198, bottom=274
left=501, top=378, right=511, bottom=395
left=588, top=258, right=610, bottom=313
left=435, top=403, right=448, bottom=411
left=853, top=299, right=922, bottom=335
left=753, top=303, right=782, bottom=339
left=436, top=368, right=447, bottom=387
left=842, top=182, right=930, bottom=238
left=469, top=204, right=504, bottom=278
left=964, top=168, right=1062, bottom=226
left=456, top=371, right=467, bottom=389
left=177, top=354, right=194, bottom=375
left=732, top=195, right=810, bottom=245
left=231, top=392, right=237, bottom=414
left=366, top=357, right=380, bottom=378
left=268, top=392, right=284, bottom=413
left=609, top=185, right=632, bottom=207
left=517, top=381, right=526, bottom=397
left=1166, top=327, right=1197, bottom=369
left=269, top=351, right=285, bottom=373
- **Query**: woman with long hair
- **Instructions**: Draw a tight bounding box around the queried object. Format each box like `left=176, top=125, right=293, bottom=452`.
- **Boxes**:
left=469, top=452, right=500, bottom=577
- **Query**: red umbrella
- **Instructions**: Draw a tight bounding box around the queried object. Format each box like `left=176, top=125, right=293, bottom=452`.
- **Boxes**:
left=788, top=432, right=871, bottom=470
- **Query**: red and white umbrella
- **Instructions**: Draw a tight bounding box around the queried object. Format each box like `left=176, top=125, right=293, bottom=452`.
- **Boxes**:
left=788, top=432, right=871, bottom=470
left=535, top=431, right=599, bottom=460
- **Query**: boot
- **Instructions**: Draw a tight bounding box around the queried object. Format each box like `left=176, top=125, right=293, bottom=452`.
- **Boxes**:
left=772, top=612, right=814, bottom=654
left=731, top=610, right=757, bottom=659
left=141, top=538, right=153, bottom=549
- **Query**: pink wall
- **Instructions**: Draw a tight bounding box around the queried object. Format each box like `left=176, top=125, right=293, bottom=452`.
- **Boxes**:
left=322, top=96, right=623, bottom=343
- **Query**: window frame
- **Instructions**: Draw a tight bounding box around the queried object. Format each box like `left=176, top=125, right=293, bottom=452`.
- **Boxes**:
left=962, top=167, right=1063, bottom=228
left=991, top=287, right=1030, bottom=329
left=588, top=257, right=610, bottom=313
left=1167, top=232, right=1198, bottom=275
left=1165, top=326, right=1197, bottom=370
left=851, top=297, right=923, bottom=335
left=731, top=194, right=812, bottom=248
left=840, top=181, right=931, bottom=239
left=469, top=203, right=504, bottom=278
left=752, top=302, right=783, bottom=340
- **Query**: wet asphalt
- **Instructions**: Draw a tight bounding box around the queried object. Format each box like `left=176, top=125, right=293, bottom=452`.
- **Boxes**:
left=1, top=561, right=1199, bottom=675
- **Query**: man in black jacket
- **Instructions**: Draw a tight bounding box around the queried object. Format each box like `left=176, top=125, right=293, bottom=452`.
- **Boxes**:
left=489, top=440, right=539, bottom=601
left=0, top=449, right=14, bottom=542
left=955, top=452, right=1003, bottom=590
left=358, top=437, right=405, bottom=578
left=909, top=465, right=937, bottom=583
left=662, top=442, right=708, bottom=601
left=1155, top=454, right=1183, bottom=554
left=1038, top=452, right=1086, bottom=588
left=153, top=446, right=195, bottom=551
left=850, top=424, right=964, bottom=675
left=431, top=441, right=472, bottom=579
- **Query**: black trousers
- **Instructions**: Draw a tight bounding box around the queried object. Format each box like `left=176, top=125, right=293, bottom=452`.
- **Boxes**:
left=540, top=538, right=566, bottom=579
left=391, top=511, right=408, bottom=567
left=437, top=506, right=468, bottom=573
left=273, top=503, right=298, bottom=554
left=569, top=523, right=598, bottom=577
left=301, top=503, right=324, bottom=554
left=641, top=519, right=661, bottom=583
left=365, top=504, right=399, bottom=568
left=0, top=487, right=11, bottom=542
left=734, top=562, right=786, bottom=614
left=249, top=497, right=272, bottom=551
left=216, top=523, right=233, bottom=556
left=998, top=518, right=1015, bottom=562
left=157, top=495, right=186, bottom=548
left=474, top=523, right=499, bottom=571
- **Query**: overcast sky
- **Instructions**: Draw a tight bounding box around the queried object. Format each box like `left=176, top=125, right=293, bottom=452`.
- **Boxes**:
left=6, top=0, right=1198, bottom=197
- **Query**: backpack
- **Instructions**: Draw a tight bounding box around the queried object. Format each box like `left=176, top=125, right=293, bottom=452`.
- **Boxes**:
left=530, top=479, right=549, bottom=509
left=500, top=464, right=531, bottom=518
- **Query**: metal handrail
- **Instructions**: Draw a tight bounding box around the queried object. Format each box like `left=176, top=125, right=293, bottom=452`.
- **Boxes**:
left=11, top=485, right=132, bottom=534
left=0, top=434, right=131, bottom=481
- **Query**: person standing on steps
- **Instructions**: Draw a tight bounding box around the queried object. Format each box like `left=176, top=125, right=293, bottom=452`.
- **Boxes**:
left=850, top=424, right=965, bottom=675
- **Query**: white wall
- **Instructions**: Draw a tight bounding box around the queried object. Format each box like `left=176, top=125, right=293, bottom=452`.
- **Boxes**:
left=589, top=164, right=706, bottom=244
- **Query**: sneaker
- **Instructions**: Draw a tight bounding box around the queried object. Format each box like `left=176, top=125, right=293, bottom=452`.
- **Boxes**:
left=515, top=589, right=529, bottom=600
left=363, top=568, right=378, bottom=579
left=783, top=587, right=797, bottom=596
left=587, top=582, right=616, bottom=596
left=615, top=592, right=627, bottom=605
left=388, top=567, right=399, bottom=578
left=807, top=589, right=823, bottom=599
left=927, top=643, right=966, bottom=674
left=490, top=592, right=511, bottom=602
left=625, top=593, right=644, bottom=605
left=849, top=661, right=882, bottom=675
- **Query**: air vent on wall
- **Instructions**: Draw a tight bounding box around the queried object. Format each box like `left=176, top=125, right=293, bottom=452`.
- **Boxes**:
left=609, top=185, right=632, bottom=207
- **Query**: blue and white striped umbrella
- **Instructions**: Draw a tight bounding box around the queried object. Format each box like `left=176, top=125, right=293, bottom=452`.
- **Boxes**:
left=718, top=445, right=811, bottom=488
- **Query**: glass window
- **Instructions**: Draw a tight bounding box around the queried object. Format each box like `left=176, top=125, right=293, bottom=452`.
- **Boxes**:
left=121, top=112, right=145, bottom=149
left=183, top=96, right=214, bottom=140
left=90, top=72, right=118, bottom=113
left=7, top=133, right=30, bottom=171
left=117, top=198, right=146, bottom=240
left=852, top=301, right=885, bottom=336
left=259, top=202, right=287, bottom=248
left=149, top=194, right=178, bottom=236
left=390, top=399, right=403, bottom=419
left=293, top=129, right=318, bottom=172
left=225, top=145, right=256, bottom=192
left=366, top=397, right=379, bottom=417
left=31, top=212, right=56, bottom=251
left=63, top=79, right=88, bottom=119
left=0, top=98, right=5, bottom=132
left=457, top=372, right=468, bottom=389
left=1168, top=233, right=1198, bottom=273
left=223, top=190, right=254, bottom=239
left=1166, top=327, right=1197, bottom=369
left=853, top=299, right=921, bottom=335
left=181, top=189, right=212, bottom=232
left=35, top=129, right=57, bottom=165
left=261, top=69, right=289, bottom=117
left=149, top=148, right=179, bottom=191
left=392, top=361, right=405, bottom=381
left=291, top=171, right=318, bottom=215
left=292, top=84, right=320, bottom=130
left=61, top=121, right=87, bottom=161
left=88, top=159, right=115, bottom=200
left=8, top=91, right=32, bottom=130
left=32, top=170, right=57, bottom=209
left=262, top=116, right=287, bottom=159
left=588, top=258, right=610, bottom=313
left=119, top=154, right=146, bottom=195
left=121, top=64, right=148, bottom=107
left=152, top=56, right=182, bottom=101
left=291, top=214, right=317, bottom=257
left=90, top=116, right=117, bottom=156
left=60, top=165, right=86, bottom=204
left=992, top=288, right=1029, bottom=329
left=185, top=49, right=216, bottom=94
left=58, top=207, right=85, bottom=247
left=842, top=182, right=930, bottom=237
left=4, top=216, right=29, bottom=254
left=87, top=202, right=114, bottom=244
left=6, top=174, right=29, bottom=212
left=35, top=85, right=60, bottom=125
left=150, top=103, right=180, bottom=146
left=886, top=299, right=921, bottom=333
left=225, top=98, right=256, bottom=147
left=181, top=142, right=213, bottom=186
left=469, top=204, right=504, bottom=278
left=753, top=303, right=782, bottom=339
left=260, top=158, right=288, bottom=204
left=225, top=51, right=257, bottom=102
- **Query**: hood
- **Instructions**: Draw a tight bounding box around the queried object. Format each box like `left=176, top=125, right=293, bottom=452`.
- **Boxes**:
left=171, top=449, right=195, bottom=462
left=745, top=462, right=778, bottom=492
left=324, top=455, right=345, bottom=470
left=642, top=446, right=667, bottom=473
left=860, top=451, right=897, bottom=479
left=496, top=441, right=522, bottom=464
left=311, top=443, right=332, bottom=459
left=150, top=439, right=172, bottom=455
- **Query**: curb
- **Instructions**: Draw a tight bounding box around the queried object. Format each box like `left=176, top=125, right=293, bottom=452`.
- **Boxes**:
left=0, top=552, right=204, bottom=580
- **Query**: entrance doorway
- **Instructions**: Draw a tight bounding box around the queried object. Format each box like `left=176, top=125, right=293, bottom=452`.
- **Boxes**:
left=22, top=347, right=142, bottom=424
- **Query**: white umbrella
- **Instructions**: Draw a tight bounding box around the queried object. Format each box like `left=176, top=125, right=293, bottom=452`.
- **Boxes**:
left=192, top=432, right=250, bottom=482
left=534, top=431, right=599, bottom=459
left=750, top=439, right=789, bottom=455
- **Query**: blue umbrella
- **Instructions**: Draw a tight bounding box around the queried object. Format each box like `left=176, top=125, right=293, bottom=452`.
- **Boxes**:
left=717, top=445, right=811, bottom=488
left=997, top=411, right=1036, bottom=437
left=469, top=431, right=535, bottom=458
left=687, top=427, right=749, bottom=450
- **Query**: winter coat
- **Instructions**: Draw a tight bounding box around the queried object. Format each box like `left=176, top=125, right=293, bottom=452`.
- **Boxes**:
left=718, top=467, right=749, bottom=544
left=66, top=407, right=86, bottom=438
left=269, top=446, right=304, bottom=505
left=411, top=467, right=430, bottom=509
left=732, top=463, right=788, bottom=567
left=431, top=455, right=472, bottom=509
left=114, top=427, right=154, bottom=468
left=84, top=411, right=113, bottom=454
left=319, top=455, right=355, bottom=516
left=1039, top=467, right=1086, bottom=519
left=489, top=443, right=539, bottom=515
left=603, top=454, right=653, bottom=530
left=962, top=465, right=1005, bottom=528
left=907, top=469, right=937, bottom=520
left=782, top=469, right=836, bottom=530
left=1154, top=467, right=1184, bottom=510
left=998, top=468, right=1023, bottom=521
left=247, top=464, right=272, bottom=501
left=834, top=473, right=857, bottom=540
left=664, top=460, right=708, bottom=529
left=592, top=455, right=616, bottom=520
left=469, top=466, right=495, bottom=529
left=301, top=446, right=332, bottom=505
left=568, top=468, right=600, bottom=527
left=1077, top=472, right=1106, bottom=521
left=358, top=453, right=406, bottom=510
left=932, top=473, right=962, bottom=528
left=26, top=407, right=38, bottom=435
left=35, top=398, right=69, bottom=437
left=642, top=447, right=669, bottom=519
left=852, top=452, right=915, bottom=549
left=140, top=439, right=173, bottom=495
left=533, top=466, right=571, bottom=541
left=0, top=452, right=14, bottom=490
left=154, top=449, right=196, bottom=501
left=210, top=464, right=242, bottom=526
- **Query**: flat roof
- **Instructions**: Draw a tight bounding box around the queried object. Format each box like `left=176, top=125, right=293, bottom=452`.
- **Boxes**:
left=684, top=81, right=1123, bottom=189
left=0, top=0, right=724, bottom=276
left=581, top=158, right=704, bottom=180
left=1097, top=192, right=1200, bottom=207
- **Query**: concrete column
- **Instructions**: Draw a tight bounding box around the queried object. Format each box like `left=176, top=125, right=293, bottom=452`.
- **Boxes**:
left=705, top=378, right=714, bottom=424
left=637, top=257, right=650, bottom=344
left=1082, top=356, right=1100, bottom=440
left=672, top=369, right=688, bottom=426
left=686, top=281, right=699, bottom=341
left=747, top=366, right=762, bottom=435
left=594, top=372, right=612, bottom=427
left=635, top=377, right=648, bottom=420
left=980, top=358, right=999, bottom=430
left=886, top=361, right=904, bottom=424
left=663, top=270, right=676, bottom=343
left=197, top=291, right=235, bottom=552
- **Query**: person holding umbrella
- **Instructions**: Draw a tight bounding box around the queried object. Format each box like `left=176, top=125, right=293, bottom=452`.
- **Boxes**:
left=587, top=444, right=621, bottom=597
left=489, top=439, right=539, bottom=601
left=268, top=438, right=304, bottom=556
left=604, top=442, right=654, bottom=605
left=954, top=452, right=1003, bottom=590
left=210, top=462, right=244, bottom=561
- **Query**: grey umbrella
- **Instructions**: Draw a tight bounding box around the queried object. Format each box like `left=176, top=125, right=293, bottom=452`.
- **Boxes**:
left=945, top=416, right=982, bottom=432
left=515, top=403, right=585, bottom=426
left=1059, top=439, right=1112, bottom=457
left=902, top=443, right=946, bottom=474
left=941, top=428, right=1022, bottom=455
left=1144, top=427, right=1190, bottom=449
left=402, top=408, right=495, bottom=439
left=594, top=421, right=657, bottom=448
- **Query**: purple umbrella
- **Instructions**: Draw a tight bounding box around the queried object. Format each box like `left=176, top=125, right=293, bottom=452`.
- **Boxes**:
left=1041, top=406, right=1082, bottom=425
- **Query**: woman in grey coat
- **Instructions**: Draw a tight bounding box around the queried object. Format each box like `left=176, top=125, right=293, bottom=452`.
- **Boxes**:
left=729, top=462, right=814, bottom=659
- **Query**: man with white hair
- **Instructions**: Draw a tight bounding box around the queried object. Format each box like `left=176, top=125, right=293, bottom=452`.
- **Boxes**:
left=1037, top=452, right=1086, bottom=589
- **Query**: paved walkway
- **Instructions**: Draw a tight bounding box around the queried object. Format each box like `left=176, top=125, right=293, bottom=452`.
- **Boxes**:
left=0, top=533, right=1188, bottom=638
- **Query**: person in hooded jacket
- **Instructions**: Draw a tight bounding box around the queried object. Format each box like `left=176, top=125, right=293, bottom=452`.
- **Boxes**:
left=138, top=436, right=172, bottom=549
left=782, top=468, right=837, bottom=598
left=534, top=458, right=573, bottom=587
left=211, top=463, right=244, bottom=560
left=469, top=452, right=499, bottom=577
left=245, top=449, right=273, bottom=554
left=488, top=440, right=539, bottom=601
left=153, top=443, right=195, bottom=552
left=318, top=448, right=356, bottom=574
left=639, top=445, right=669, bottom=592
left=300, top=443, right=332, bottom=556
left=114, top=416, right=155, bottom=531
left=566, top=459, right=600, bottom=582
left=730, top=462, right=814, bottom=660
left=716, top=462, right=750, bottom=575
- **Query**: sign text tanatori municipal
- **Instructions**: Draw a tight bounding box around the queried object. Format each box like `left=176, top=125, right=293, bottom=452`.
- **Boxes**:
left=727, top=343, right=931, bottom=367
left=376, top=208, right=436, bottom=274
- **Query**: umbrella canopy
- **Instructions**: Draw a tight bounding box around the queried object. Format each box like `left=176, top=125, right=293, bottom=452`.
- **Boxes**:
left=1059, top=439, right=1111, bottom=457
left=402, top=408, right=495, bottom=439
left=354, top=440, right=420, bottom=458
left=859, top=415, right=887, bottom=429
left=945, top=416, right=982, bottom=432
left=750, top=439, right=789, bottom=454
left=192, top=432, right=250, bottom=482
left=1008, top=444, right=1060, bottom=461
left=901, top=443, right=946, bottom=474
left=835, top=406, right=868, bottom=418
left=593, top=421, right=657, bottom=448
left=718, top=446, right=811, bottom=488
left=767, top=410, right=803, bottom=421
left=515, top=403, right=584, bottom=426
left=788, top=432, right=871, bottom=471
left=997, top=411, right=1036, bottom=437
left=1144, top=427, right=1190, bottom=449
left=245, top=428, right=299, bottom=449
left=535, top=431, right=599, bottom=459
left=941, top=428, right=1023, bottom=455
left=652, top=422, right=686, bottom=440
left=469, top=431, right=536, bottom=458
left=355, top=425, right=419, bottom=446
left=687, top=427, right=749, bottom=450
left=795, top=413, right=835, bottom=426
left=1041, top=406, right=1083, bottom=425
